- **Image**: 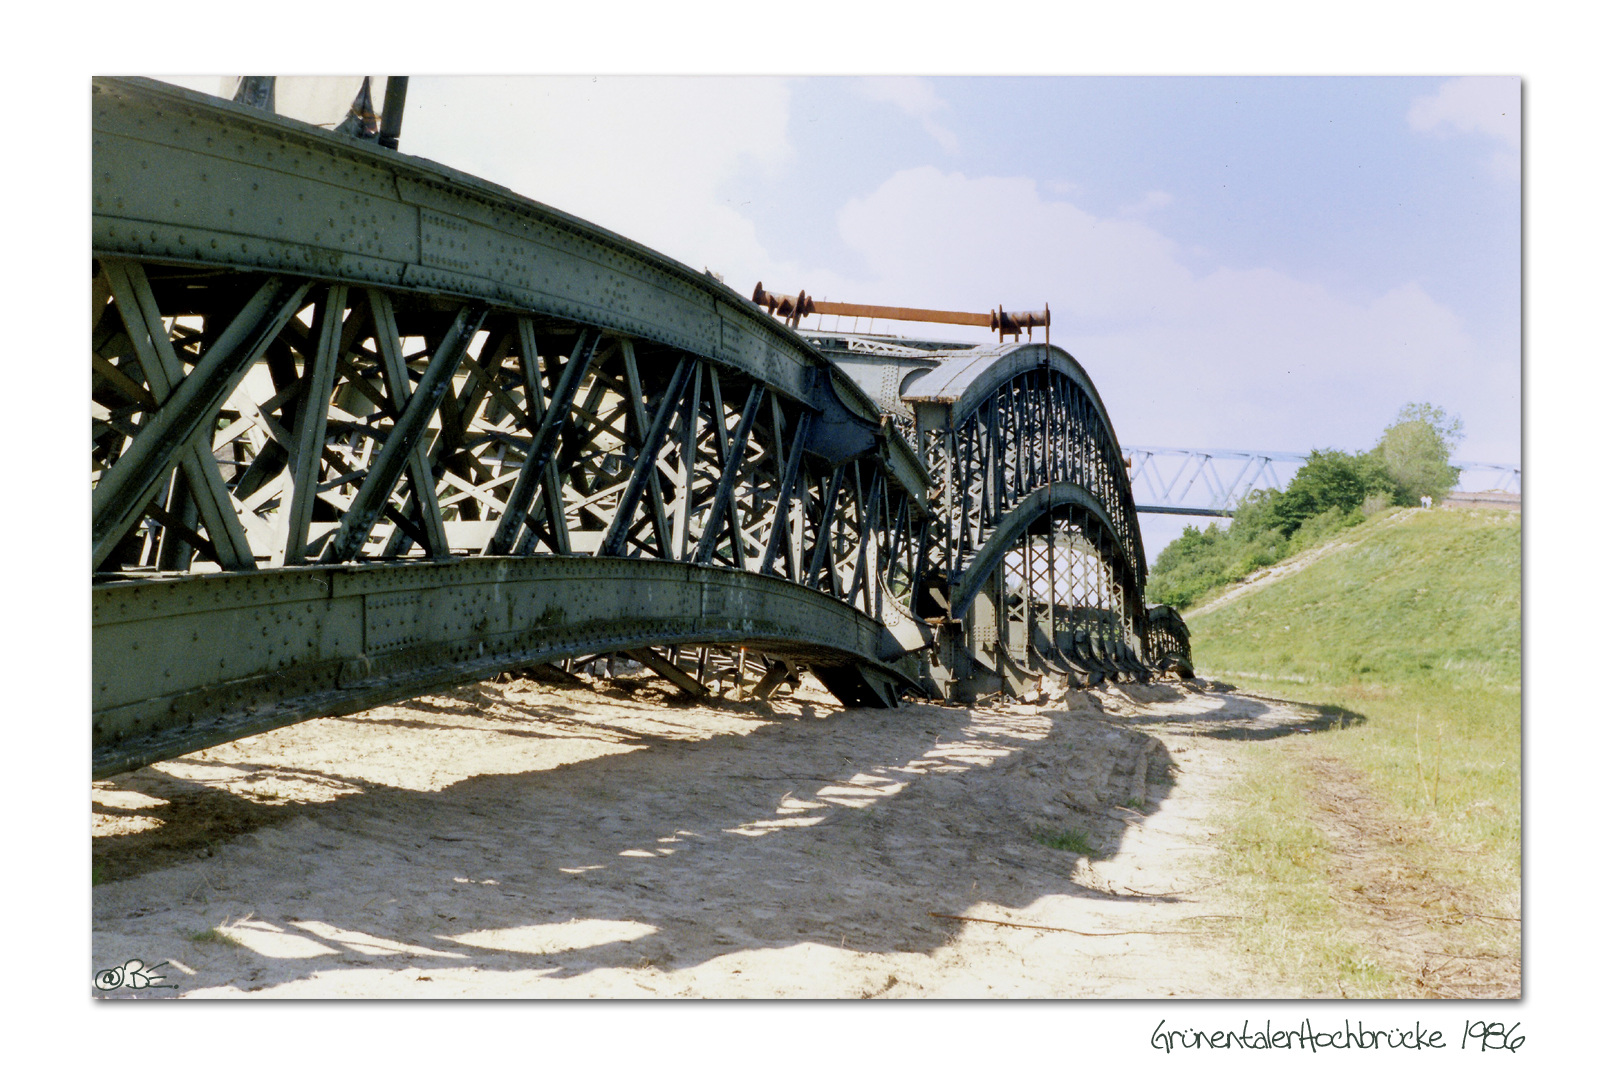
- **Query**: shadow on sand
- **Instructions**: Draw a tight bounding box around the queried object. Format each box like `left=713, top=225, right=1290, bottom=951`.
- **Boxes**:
left=92, top=678, right=1351, bottom=994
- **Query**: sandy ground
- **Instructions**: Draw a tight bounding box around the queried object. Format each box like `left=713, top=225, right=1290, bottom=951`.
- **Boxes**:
left=91, top=673, right=1351, bottom=999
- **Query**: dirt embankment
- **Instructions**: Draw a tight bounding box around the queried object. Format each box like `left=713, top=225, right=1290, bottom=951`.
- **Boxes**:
left=92, top=674, right=1367, bottom=998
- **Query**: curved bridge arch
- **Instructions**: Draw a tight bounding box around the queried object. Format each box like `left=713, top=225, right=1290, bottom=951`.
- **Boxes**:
left=1145, top=605, right=1195, bottom=675
left=946, top=483, right=1126, bottom=621
left=90, top=76, right=1188, bottom=774
left=903, top=343, right=1145, bottom=585
left=888, top=341, right=1154, bottom=693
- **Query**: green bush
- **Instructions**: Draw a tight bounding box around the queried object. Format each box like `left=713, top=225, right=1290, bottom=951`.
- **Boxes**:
left=1290, top=504, right=1362, bottom=550
left=1146, top=403, right=1464, bottom=609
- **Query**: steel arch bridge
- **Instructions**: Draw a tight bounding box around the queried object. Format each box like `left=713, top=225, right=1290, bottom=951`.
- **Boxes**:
left=90, top=77, right=1189, bottom=778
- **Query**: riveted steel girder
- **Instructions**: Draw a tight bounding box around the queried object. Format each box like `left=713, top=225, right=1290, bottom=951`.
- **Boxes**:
left=93, top=556, right=925, bottom=778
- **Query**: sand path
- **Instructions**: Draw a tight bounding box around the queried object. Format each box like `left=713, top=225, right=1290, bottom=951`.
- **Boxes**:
left=92, top=674, right=1328, bottom=998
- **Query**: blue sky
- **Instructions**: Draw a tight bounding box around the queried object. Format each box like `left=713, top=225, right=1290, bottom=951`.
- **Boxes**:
left=156, top=73, right=1520, bottom=558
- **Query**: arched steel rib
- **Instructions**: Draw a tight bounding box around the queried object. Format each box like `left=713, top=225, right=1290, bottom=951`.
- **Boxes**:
left=947, top=483, right=1128, bottom=621
left=91, top=77, right=927, bottom=504
left=93, top=557, right=923, bottom=779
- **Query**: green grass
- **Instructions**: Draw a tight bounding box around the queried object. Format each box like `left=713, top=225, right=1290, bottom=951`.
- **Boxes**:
left=1187, top=507, right=1520, bottom=992
left=1032, top=827, right=1095, bottom=855
left=1192, top=508, right=1520, bottom=690
left=1216, top=762, right=1396, bottom=994
left=187, top=928, right=241, bottom=947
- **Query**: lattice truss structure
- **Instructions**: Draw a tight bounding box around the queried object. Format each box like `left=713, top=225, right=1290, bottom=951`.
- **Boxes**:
left=997, top=523, right=1139, bottom=684
left=1123, top=448, right=1522, bottom=516
left=92, top=267, right=920, bottom=598
left=89, top=77, right=1185, bottom=776
left=1123, top=447, right=1304, bottom=516
left=90, top=271, right=931, bottom=772
left=91, top=262, right=926, bottom=677
left=910, top=355, right=1153, bottom=690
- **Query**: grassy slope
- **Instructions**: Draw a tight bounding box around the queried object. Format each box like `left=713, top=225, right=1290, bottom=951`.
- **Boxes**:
left=1185, top=506, right=1521, bottom=994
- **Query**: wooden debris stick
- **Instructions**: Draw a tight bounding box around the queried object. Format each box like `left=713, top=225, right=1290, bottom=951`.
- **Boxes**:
left=928, top=912, right=1203, bottom=937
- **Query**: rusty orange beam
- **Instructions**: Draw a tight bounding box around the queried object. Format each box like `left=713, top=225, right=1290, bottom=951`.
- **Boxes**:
left=806, top=300, right=993, bottom=327
left=753, top=283, right=1050, bottom=339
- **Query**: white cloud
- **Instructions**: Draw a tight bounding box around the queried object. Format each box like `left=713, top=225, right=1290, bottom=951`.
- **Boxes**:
left=401, top=76, right=798, bottom=286
left=1408, top=76, right=1521, bottom=149
left=1119, top=190, right=1173, bottom=217
left=835, top=168, right=1191, bottom=321
left=820, top=166, right=1496, bottom=457
left=854, top=77, right=959, bottom=153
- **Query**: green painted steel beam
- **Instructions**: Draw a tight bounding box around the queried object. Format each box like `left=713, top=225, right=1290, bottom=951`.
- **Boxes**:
left=93, top=557, right=924, bottom=778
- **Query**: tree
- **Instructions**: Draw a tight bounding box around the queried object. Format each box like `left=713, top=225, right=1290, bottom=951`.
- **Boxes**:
left=1261, top=450, right=1393, bottom=536
left=1372, top=402, right=1463, bottom=504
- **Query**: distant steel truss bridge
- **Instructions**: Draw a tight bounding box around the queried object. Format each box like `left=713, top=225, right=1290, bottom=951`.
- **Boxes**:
left=91, top=77, right=1191, bottom=779
left=1122, top=447, right=1521, bottom=518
